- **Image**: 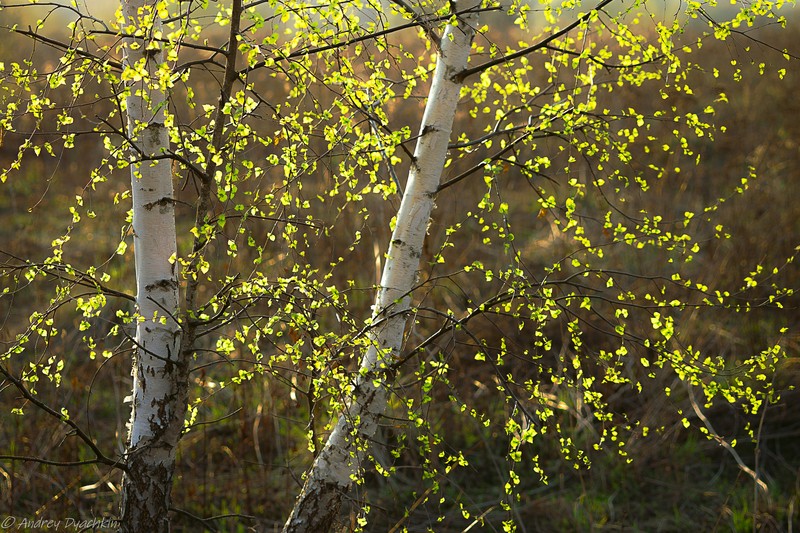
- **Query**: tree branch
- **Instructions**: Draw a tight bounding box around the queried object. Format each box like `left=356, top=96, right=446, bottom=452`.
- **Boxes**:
left=0, top=363, right=125, bottom=471
left=454, top=0, right=615, bottom=82
left=11, top=27, right=123, bottom=71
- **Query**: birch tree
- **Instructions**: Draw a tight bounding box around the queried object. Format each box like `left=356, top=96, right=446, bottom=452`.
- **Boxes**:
left=117, top=1, right=184, bottom=530
left=120, top=1, right=246, bottom=530
left=0, top=0, right=797, bottom=531
left=282, top=3, right=483, bottom=530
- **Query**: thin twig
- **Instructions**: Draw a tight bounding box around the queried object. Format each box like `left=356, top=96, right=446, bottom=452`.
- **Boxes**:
left=686, top=382, right=769, bottom=496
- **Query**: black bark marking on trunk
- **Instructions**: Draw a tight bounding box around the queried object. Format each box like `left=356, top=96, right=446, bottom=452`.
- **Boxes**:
left=421, top=124, right=439, bottom=136
left=283, top=480, right=346, bottom=533
left=143, top=197, right=175, bottom=211
left=410, top=156, right=421, bottom=174
left=145, top=278, right=178, bottom=292
left=121, top=349, right=189, bottom=533
left=119, top=450, right=173, bottom=533
left=143, top=122, right=165, bottom=132
left=446, top=63, right=462, bottom=82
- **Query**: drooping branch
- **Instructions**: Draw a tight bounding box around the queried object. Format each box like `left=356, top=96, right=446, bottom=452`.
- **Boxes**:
left=0, top=363, right=124, bottom=471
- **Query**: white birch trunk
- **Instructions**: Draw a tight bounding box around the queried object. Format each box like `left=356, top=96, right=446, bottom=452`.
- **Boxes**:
left=283, top=3, right=481, bottom=531
left=118, top=2, right=185, bottom=531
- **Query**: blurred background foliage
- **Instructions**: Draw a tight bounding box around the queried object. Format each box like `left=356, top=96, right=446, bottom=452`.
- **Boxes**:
left=0, top=2, right=798, bottom=531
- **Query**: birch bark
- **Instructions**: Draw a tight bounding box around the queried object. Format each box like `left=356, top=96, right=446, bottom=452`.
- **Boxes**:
left=118, top=2, right=185, bottom=531
left=283, top=3, right=481, bottom=531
